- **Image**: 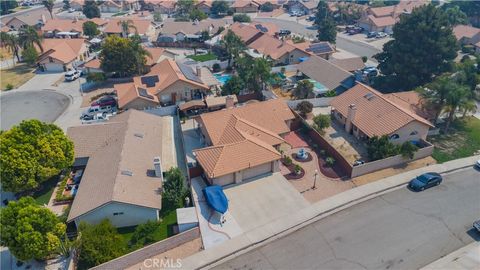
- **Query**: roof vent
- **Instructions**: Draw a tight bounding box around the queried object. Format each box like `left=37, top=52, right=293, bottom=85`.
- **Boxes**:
left=364, top=93, right=375, bottom=100
left=121, top=170, right=133, bottom=176
left=134, top=133, right=144, bottom=138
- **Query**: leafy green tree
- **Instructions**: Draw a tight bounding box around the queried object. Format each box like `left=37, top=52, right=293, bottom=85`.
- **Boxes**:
left=296, top=101, right=313, bottom=117
left=189, top=8, right=208, bottom=21
left=43, top=0, right=55, bottom=19
left=0, top=32, right=21, bottom=62
left=163, top=167, right=186, bottom=206
left=233, top=14, right=251, bottom=23
left=83, top=0, right=100, bottom=19
left=63, top=0, right=71, bottom=10
left=77, top=220, right=126, bottom=269
left=260, top=2, right=274, bottom=12
left=292, top=79, right=314, bottom=99
left=0, top=197, right=66, bottom=261
left=22, top=45, right=38, bottom=65
left=400, top=141, right=418, bottom=159
left=153, top=12, right=163, bottom=22
left=1, top=1, right=18, bottom=15
left=366, top=135, right=400, bottom=161
left=221, top=29, right=245, bottom=67
left=18, top=26, right=43, bottom=52
left=443, top=5, right=468, bottom=25
left=99, top=35, right=149, bottom=77
left=176, top=0, right=195, bottom=18
left=236, top=57, right=272, bottom=92
left=454, top=59, right=480, bottom=92
left=312, top=114, right=331, bottom=134
left=211, top=0, right=229, bottom=16
left=82, top=21, right=99, bottom=39
left=314, top=1, right=336, bottom=43
left=374, top=4, right=458, bottom=91
left=221, top=75, right=244, bottom=95
left=129, top=221, right=158, bottom=249
left=0, top=120, right=74, bottom=193
left=447, top=1, right=480, bottom=27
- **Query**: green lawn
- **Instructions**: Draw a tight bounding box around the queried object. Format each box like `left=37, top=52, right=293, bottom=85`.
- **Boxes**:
left=429, top=116, right=480, bottom=163
left=187, top=53, right=217, bottom=62
left=32, top=176, right=59, bottom=205
left=118, top=199, right=178, bottom=252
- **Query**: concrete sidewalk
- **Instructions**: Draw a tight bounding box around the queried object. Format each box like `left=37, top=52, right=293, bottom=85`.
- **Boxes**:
left=180, top=155, right=480, bottom=269
left=421, top=242, right=480, bottom=270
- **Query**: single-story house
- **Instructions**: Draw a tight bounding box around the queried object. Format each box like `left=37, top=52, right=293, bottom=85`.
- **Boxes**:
left=299, top=41, right=335, bottom=60
left=330, top=83, right=434, bottom=145
left=1, top=8, right=49, bottom=30
left=229, top=23, right=310, bottom=65
left=37, top=38, right=90, bottom=72
left=452, top=25, right=480, bottom=46
left=196, top=1, right=213, bottom=14
left=115, top=59, right=210, bottom=109
left=144, top=0, right=176, bottom=14
left=329, top=56, right=365, bottom=72
left=67, top=110, right=172, bottom=228
left=358, top=0, right=426, bottom=34
left=297, top=55, right=355, bottom=94
left=144, top=47, right=178, bottom=66
left=103, top=18, right=156, bottom=41
left=231, top=0, right=260, bottom=13
left=41, top=18, right=84, bottom=38
left=287, top=0, right=317, bottom=15
left=193, top=99, right=295, bottom=186
left=159, top=20, right=230, bottom=42
left=83, top=58, right=102, bottom=73
left=99, top=0, right=139, bottom=13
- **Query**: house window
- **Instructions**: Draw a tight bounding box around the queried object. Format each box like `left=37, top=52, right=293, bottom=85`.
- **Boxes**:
left=389, top=134, right=400, bottom=140
left=410, top=131, right=418, bottom=136
left=113, top=212, right=124, bottom=216
left=49, top=57, right=54, bottom=63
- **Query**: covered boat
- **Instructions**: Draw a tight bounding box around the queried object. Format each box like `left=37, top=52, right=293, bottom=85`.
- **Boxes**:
left=203, top=185, right=228, bottom=214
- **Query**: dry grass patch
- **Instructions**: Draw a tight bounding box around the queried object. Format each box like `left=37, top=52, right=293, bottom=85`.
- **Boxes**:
left=1, top=64, right=35, bottom=90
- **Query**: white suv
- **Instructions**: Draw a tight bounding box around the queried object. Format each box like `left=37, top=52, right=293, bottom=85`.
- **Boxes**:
left=65, top=70, right=81, bottom=81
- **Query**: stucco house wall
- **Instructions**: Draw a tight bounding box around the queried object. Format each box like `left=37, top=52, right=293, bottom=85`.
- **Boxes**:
left=73, top=201, right=159, bottom=228
left=208, top=160, right=279, bottom=186
left=156, top=80, right=208, bottom=104
left=389, top=120, right=430, bottom=145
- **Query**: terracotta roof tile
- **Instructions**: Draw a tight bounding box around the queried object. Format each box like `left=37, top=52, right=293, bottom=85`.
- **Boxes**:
left=329, top=57, right=365, bottom=72
left=331, top=83, right=433, bottom=138
left=453, top=25, right=480, bottom=40
left=37, top=38, right=86, bottom=64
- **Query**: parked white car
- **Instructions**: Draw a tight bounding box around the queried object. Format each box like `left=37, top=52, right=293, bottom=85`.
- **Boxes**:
left=65, top=70, right=81, bottom=81
left=81, top=112, right=116, bottom=124
left=80, top=105, right=115, bottom=119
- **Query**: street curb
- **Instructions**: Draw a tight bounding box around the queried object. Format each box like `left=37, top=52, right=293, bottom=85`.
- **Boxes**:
left=181, top=155, right=479, bottom=269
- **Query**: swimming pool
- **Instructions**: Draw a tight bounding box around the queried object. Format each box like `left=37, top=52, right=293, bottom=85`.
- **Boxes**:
left=214, top=73, right=233, bottom=84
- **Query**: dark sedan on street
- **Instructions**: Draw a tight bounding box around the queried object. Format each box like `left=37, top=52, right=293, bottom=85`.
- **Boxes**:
left=408, top=172, right=442, bottom=191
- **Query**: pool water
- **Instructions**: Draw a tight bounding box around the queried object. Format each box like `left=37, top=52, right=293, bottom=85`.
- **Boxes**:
left=214, top=73, right=232, bottom=84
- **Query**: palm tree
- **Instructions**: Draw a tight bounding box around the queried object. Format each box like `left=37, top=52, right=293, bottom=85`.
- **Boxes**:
left=460, top=99, right=477, bottom=118
left=0, top=32, right=21, bottom=63
left=42, top=0, right=55, bottom=19
left=117, top=20, right=137, bottom=38
left=417, top=75, right=452, bottom=125
left=443, top=84, right=470, bottom=132
left=252, top=58, right=272, bottom=91
left=18, top=26, right=43, bottom=52
left=220, top=29, right=245, bottom=68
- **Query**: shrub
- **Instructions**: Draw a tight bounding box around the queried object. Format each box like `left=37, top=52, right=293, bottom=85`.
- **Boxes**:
left=227, top=9, right=234, bottom=16
left=233, top=14, right=251, bottom=23
left=326, top=157, right=335, bottom=167
left=86, top=72, right=106, bottom=83
left=283, top=156, right=293, bottom=166
left=461, top=45, right=474, bottom=54
left=324, top=90, right=336, bottom=97
left=260, top=2, right=274, bottom=12
left=212, top=63, right=221, bottom=72
left=5, top=83, right=14, bottom=90
left=55, top=172, right=73, bottom=202
left=296, top=101, right=313, bottom=116
left=129, top=221, right=159, bottom=248
left=294, top=164, right=302, bottom=174
left=312, top=114, right=331, bottom=134
left=366, top=135, right=400, bottom=161
left=319, top=149, right=326, bottom=157
left=400, top=141, right=418, bottom=159
left=280, top=67, right=286, bottom=74
left=153, top=12, right=162, bottom=22
left=361, top=56, right=368, bottom=63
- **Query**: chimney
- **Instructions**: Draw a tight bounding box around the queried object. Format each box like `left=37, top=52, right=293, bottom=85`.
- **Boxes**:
left=153, top=157, right=163, bottom=178
left=196, top=66, right=202, bottom=77
left=345, top=104, right=356, bottom=133
left=225, top=95, right=235, bottom=109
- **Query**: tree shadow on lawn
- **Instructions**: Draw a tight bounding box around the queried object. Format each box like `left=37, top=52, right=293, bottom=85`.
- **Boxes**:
left=29, top=175, right=60, bottom=205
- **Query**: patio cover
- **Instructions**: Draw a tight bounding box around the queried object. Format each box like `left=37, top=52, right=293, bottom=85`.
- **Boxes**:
left=203, top=185, right=228, bottom=214
left=178, top=100, right=206, bottom=111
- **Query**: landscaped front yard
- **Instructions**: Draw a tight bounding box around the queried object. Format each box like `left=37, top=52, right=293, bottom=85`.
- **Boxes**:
left=187, top=53, right=217, bottom=62
left=429, top=117, right=480, bottom=163
left=1, top=64, right=35, bottom=90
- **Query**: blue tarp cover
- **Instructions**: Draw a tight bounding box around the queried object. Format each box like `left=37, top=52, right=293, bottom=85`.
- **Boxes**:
left=203, top=185, right=228, bottom=214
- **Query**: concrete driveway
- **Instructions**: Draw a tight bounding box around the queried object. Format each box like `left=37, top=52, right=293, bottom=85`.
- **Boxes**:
left=224, top=173, right=310, bottom=232
left=0, top=90, right=70, bottom=130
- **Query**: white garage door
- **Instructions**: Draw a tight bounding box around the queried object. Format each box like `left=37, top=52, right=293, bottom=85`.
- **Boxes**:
left=212, top=173, right=234, bottom=186
left=44, top=63, right=64, bottom=72
left=242, top=162, right=272, bottom=180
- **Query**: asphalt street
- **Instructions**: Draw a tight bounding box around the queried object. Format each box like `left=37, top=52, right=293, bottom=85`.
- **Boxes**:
left=0, top=90, right=70, bottom=130
left=255, top=18, right=381, bottom=61
left=214, top=167, right=480, bottom=270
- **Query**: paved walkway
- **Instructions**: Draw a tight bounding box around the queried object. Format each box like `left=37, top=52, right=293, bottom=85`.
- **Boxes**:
left=420, top=241, right=480, bottom=270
